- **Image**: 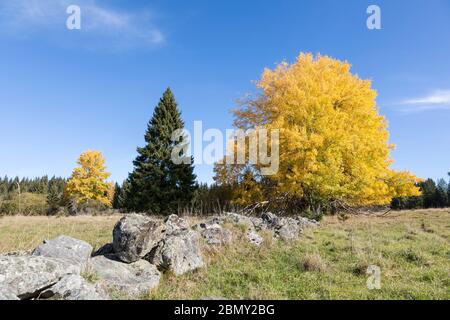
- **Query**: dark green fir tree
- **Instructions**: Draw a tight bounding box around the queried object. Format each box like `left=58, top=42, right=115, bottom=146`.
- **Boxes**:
left=112, top=182, right=122, bottom=209
left=125, top=88, right=197, bottom=214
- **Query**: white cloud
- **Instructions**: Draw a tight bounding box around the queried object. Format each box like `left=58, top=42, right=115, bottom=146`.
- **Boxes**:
left=399, top=90, right=450, bottom=112
left=0, top=0, right=164, bottom=48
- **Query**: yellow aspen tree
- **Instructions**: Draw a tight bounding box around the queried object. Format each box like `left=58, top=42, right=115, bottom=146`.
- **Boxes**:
left=222, top=53, right=420, bottom=207
left=65, top=150, right=113, bottom=207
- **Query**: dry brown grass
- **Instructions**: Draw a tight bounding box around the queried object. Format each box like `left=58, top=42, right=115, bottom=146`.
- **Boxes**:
left=300, top=253, right=328, bottom=272
left=0, top=215, right=121, bottom=253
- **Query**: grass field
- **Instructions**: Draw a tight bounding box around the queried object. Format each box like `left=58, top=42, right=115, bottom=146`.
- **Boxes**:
left=0, top=209, right=449, bottom=300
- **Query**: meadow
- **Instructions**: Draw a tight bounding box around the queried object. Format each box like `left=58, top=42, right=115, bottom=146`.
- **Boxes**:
left=0, top=209, right=448, bottom=300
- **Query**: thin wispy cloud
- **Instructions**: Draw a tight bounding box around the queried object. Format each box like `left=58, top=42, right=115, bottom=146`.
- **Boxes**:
left=398, top=90, right=450, bottom=113
left=0, top=0, right=164, bottom=49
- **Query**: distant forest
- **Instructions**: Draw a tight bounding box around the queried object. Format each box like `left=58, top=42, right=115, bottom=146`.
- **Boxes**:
left=0, top=174, right=449, bottom=216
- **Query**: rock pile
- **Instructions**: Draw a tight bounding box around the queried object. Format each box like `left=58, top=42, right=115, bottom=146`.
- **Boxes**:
left=0, top=212, right=318, bottom=300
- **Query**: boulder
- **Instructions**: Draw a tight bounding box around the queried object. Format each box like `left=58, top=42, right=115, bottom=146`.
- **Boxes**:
left=201, top=227, right=233, bottom=245
left=32, top=235, right=93, bottom=272
left=0, top=255, right=81, bottom=299
left=261, top=213, right=302, bottom=241
left=296, top=216, right=320, bottom=228
left=40, top=275, right=108, bottom=300
left=246, top=230, right=263, bottom=246
left=225, top=212, right=253, bottom=227
left=275, top=218, right=301, bottom=241
left=113, top=214, right=165, bottom=263
left=148, top=230, right=204, bottom=276
left=261, top=212, right=280, bottom=228
left=0, top=288, right=19, bottom=300
left=249, top=217, right=265, bottom=231
left=89, top=255, right=160, bottom=297
left=193, top=217, right=223, bottom=230
left=165, top=214, right=190, bottom=235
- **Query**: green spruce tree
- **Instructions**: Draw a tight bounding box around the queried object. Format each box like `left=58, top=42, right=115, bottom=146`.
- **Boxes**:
left=125, top=88, right=197, bottom=214
left=112, top=182, right=129, bottom=210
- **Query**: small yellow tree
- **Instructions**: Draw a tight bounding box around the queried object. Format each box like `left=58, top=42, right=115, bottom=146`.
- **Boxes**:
left=65, top=150, right=113, bottom=207
left=216, top=53, right=421, bottom=210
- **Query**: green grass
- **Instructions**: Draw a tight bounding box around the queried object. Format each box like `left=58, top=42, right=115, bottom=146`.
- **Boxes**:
left=0, top=209, right=449, bottom=299
left=146, top=209, right=450, bottom=300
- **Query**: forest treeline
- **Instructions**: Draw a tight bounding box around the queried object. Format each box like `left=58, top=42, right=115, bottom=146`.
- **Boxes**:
left=390, top=177, right=450, bottom=210
left=1, top=174, right=449, bottom=216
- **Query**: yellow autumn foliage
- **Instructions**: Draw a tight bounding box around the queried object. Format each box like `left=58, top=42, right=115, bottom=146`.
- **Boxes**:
left=65, top=150, right=113, bottom=207
left=218, top=53, right=421, bottom=207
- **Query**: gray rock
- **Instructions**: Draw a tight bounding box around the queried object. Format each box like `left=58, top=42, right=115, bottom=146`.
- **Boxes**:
left=261, top=212, right=280, bottom=228
left=0, top=288, right=19, bottom=300
left=276, top=218, right=301, bottom=241
left=260, top=213, right=302, bottom=241
left=225, top=212, right=253, bottom=227
left=193, top=217, right=223, bottom=231
left=0, top=255, right=81, bottom=299
left=32, top=235, right=93, bottom=272
left=92, top=243, right=114, bottom=257
left=249, top=217, right=265, bottom=231
left=89, top=255, right=160, bottom=297
left=113, top=214, right=165, bottom=263
left=192, top=217, right=224, bottom=230
left=148, top=230, right=204, bottom=276
left=165, top=214, right=190, bottom=235
left=296, top=216, right=320, bottom=228
left=225, top=212, right=269, bottom=232
left=201, top=227, right=233, bottom=245
left=246, top=230, right=263, bottom=246
left=40, top=275, right=108, bottom=300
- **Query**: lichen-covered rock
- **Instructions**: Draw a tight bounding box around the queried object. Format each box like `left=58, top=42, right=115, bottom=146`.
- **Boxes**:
left=165, top=214, right=190, bottom=235
left=0, top=287, right=19, bottom=300
left=113, top=214, right=165, bottom=263
left=0, top=255, right=81, bottom=299
left=32, top=235, right=93, bottom=272
left=201, top=227, right=233, bottom=245
left=296, top=216, right=320, bottom=228
left=193, top=217, right=223, bottom=231
left=224, top=212, right=253, bottom=227
left=275, top=218, right=301, bottom=241
left=41, top=275, right=108, bottom=300
left=148, top=230, right=204, bottom=276
left=89, top=255, right=160, bottom=297
left=261, top=212, right=280, bottom=228
left=249, top=217, right=265, bottom=231
left=260, top=213, right=302, bottom=241
left=246, top=230, right=263, bottom=246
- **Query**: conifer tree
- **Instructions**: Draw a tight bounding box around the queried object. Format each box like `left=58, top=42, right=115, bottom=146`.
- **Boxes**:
left=125, top=88, right=197, bottom=214
left=112, top=182, right=124, bottom=209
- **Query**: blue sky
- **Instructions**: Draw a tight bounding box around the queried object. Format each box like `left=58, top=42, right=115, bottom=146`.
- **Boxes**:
left=0, top=0, right=449, bottom=184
